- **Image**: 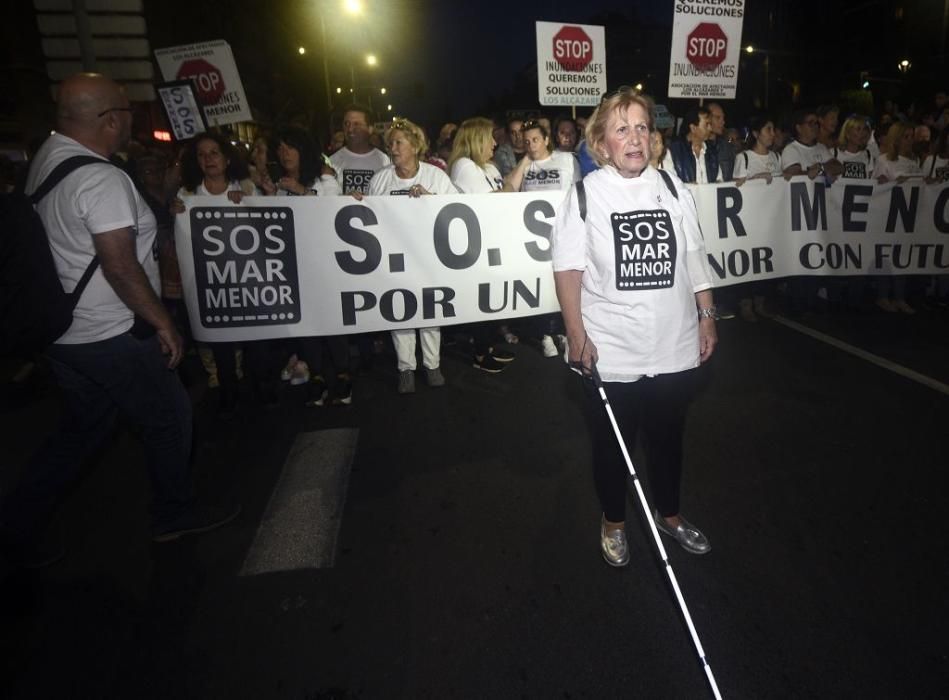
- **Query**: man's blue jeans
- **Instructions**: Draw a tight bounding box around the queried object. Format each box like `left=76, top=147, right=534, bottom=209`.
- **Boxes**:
left=1, top=332, right=194, bottom=544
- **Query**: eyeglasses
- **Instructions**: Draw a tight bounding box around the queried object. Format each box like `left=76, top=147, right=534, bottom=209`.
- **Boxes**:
left=97, top=107, right=134, bottom=118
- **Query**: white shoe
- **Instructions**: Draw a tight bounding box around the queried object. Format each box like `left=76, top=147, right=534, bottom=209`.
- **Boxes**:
left=541, top=335, right=558, bottom=358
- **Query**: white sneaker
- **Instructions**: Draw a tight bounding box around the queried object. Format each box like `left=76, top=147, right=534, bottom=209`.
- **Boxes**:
left=541, top=335, right=558, bottom=358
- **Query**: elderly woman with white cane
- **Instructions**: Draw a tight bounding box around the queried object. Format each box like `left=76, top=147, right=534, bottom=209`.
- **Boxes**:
left=551, top=89, right=718, bottom=568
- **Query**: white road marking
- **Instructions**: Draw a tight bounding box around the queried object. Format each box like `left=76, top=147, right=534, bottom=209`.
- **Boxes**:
left=772, top=315, right=949, bottom=396
left=240, top=428, right=357, bottom=575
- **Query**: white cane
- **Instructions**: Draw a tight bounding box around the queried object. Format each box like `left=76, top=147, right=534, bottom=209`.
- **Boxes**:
left=585, top=361, right=724, bottom=700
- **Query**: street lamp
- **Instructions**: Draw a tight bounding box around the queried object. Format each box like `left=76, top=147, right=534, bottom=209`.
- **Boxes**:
left=344, top=0, right=363, bottom=14
left=366, top=54, right=378, bottom=67
left=298, top=46, right=306, bottom=55
left=897, top=59, right=911, bottom=73
left=380, top=87, right=386, bottom=95
left=745, top=45, right=754, bottom=54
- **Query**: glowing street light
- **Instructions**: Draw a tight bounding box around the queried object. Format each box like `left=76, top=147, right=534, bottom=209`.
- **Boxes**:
left=634, top=83, right=643, bottom=91
left=380, top=87, right=387, bottom=95
left=366, top=54, right=378, bottom=67
left=387, top=104, right=393, bottom=111
left=298, top=46, right=306, bottom=55
left=745, top=45, right=754, bottom=54
left=336, top=87, right=342, bottom=94
left=344, top=0, right=363, bottom=14
left=897, top=58, right=911, bottom=73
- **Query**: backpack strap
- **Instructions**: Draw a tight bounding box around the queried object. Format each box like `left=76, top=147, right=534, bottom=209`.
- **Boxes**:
left=658, top=168, right=679, bottom=200
left=30, top=155, right=113, bottom=203
left=30, top=154, right=114, bottom=300
left=576, top=179, right=587, bottom=222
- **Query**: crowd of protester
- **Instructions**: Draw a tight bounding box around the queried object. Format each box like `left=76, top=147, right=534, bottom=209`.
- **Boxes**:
left=5, top=89, right=948, bottom=415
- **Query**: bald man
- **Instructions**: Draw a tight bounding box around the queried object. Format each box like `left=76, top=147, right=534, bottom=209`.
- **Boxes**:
left=0, top=74, right=238, bottom=569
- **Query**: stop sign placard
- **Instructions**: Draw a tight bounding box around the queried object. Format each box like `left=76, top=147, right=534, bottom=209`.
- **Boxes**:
left=177, top=58, right=225, bottom=105
left=553, top=25, right=593, bottom=71
left=686, top=23, right=728, bottom=70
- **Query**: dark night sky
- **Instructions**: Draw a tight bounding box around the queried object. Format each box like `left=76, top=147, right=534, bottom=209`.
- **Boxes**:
left=2, top=0, right=946, bottom=145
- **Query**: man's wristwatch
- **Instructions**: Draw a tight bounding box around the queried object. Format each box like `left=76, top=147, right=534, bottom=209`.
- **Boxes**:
left=697, top=306, right=717, bottom=319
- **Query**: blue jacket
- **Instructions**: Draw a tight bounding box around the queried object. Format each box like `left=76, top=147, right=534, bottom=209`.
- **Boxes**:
left=667, top=139, right=719, bottom=184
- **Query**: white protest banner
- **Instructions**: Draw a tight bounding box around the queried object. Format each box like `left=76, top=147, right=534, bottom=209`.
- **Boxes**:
left=154, top=40, right=252, bottom=126
left=667, top=0, right=745, bottom=100
left=176, top=182, right=949, bottom=342
left=536, top=21, right=606, bottom=107
left=692, top=178, right=949, bottom=283
left=176, top=193, right=565, bottom=342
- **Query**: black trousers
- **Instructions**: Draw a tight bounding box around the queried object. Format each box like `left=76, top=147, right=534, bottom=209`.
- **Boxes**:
left=584, top=369, right=697, bottom=523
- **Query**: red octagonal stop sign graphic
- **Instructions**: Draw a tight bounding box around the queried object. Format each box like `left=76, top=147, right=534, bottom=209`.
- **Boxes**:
left=177, top=58, right=225, bottom=105
left=686, top=23, right=728, bottom=70
left=553, top=25, right=593, bottom=71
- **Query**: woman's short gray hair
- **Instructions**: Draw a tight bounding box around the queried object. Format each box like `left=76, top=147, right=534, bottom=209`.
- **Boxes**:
left=585, top=89, right=656, bottom=168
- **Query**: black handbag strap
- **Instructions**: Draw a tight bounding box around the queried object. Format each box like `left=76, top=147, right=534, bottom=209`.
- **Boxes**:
left=30, top=154, right=115, bottom=300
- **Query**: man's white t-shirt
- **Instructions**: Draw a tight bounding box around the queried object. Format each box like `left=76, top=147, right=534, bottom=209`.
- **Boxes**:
left=520, top=151, right=579, bottom=191
left=367, top=162, right=457, bottom=196
left=450, top=158, right=503, bottom=193
left=329, top=147, right=390, bottom=194
left=831, top=148, right=875, bottom=179
left=733, top=150, right=782, bottom=179
left=551, top=166, right=714, bottom=381
left=25, top=133, right=158, bottom=345
left=780, top=140, right=832, bottom=172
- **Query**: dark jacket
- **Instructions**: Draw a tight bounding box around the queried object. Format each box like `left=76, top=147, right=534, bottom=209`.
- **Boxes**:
left=667, top=139, right=720, bottom=184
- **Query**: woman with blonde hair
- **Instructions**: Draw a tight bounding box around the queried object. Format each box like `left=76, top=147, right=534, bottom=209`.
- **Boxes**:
left=448, top=117, right=504, bottom=193
left=447, top=118, right=515, bottom=373
left=871, top=122, right=922, bottom=313
left=368, top=118, right=457, bottom=393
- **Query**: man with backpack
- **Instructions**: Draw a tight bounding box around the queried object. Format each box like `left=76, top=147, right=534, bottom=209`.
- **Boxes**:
left=0, top=73, right=238, bottom=570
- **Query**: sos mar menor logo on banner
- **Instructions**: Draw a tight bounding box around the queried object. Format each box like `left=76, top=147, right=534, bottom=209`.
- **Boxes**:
left=191, top=206, right=301, bottom=328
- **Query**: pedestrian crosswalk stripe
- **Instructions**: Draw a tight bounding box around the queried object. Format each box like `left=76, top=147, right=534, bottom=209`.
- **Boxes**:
left=239, top=428, right=357, bottom=575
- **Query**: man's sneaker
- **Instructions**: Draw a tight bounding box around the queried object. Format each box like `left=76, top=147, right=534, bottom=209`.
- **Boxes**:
left=305, top=375, right=328, bottom=407
left=600, top=517, right=629, bottom=567
left=289, top=360, right=310, bottom=386
left=398, top=370, right=416, bottom=394
left=425, top=367, right=446, bottom=387
left=152, top=503, right=242, bottom=543
left=472, top=355, right=505, bottom=373
left=332, top=375, right=354, bottom=405
left=541, top=334, right=559, bottom=358
left=488, top=347, right=515, bottom=363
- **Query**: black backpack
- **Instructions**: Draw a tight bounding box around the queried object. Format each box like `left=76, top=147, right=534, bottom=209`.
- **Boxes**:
left=0, top=155, right=113, bottom=358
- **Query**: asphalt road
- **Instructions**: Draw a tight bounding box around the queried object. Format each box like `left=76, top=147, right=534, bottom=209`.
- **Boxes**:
left=2, top=304, right=947, bottom=699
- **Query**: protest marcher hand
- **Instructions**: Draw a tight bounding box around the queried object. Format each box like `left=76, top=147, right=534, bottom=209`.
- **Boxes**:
left=169, top=198, right=185, bottom=215
left=699, top=317, right=717, bottom=363
left=567, top=332, right=598, bottom=377
left=227, top=191, right=243, bottom=204
left=408, top=184, right=430, bottom=197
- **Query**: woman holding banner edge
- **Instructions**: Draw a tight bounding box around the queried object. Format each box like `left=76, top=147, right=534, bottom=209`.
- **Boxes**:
left=551, top=89, right=717, bottom=567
